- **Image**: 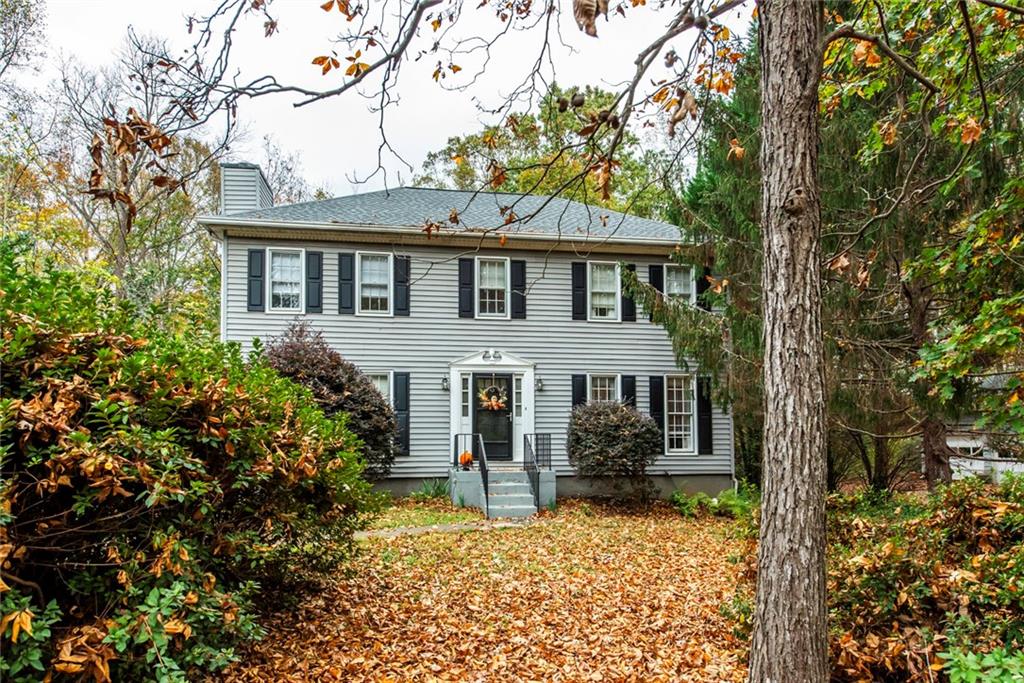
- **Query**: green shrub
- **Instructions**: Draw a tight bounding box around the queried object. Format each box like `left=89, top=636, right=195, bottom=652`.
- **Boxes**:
left=670, top=490, right=714, bottom=518
left=671, top=484, right=759, bottom=522
left=713, top=485, right=759, bottom=520
left=0, top=238, right=376, bottom=680
left=566, top=401, right=662, bottom=497
left=0, top=590, right=62, bottom=682
left=266, top=322, right=397, bottom=479
left=941, top=646, right=1024, bottom=683
left=410, top=478, right=450, bottom=500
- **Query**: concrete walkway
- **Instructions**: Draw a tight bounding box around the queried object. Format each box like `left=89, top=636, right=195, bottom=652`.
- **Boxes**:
left=356, top=517, right=536, bottom=540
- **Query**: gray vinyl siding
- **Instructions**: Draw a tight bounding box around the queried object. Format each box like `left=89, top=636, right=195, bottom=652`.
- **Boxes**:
left=221, top=166, right=272, bottom=214
left=223, top=236, right=734, bottom=479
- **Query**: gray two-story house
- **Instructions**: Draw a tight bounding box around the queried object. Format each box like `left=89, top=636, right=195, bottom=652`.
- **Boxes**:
left=202, top=162, right=735, bottom=515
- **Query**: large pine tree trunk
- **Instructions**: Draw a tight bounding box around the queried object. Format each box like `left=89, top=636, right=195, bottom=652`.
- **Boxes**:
left=749, top=2, right=829, bottom=681
left=921, top=417, right=953, bottom=488
left=904, top=279, right=953, bottom=490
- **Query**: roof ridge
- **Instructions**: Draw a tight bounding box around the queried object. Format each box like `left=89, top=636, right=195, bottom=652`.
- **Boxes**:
left=401, top=184, right=557, bottom=199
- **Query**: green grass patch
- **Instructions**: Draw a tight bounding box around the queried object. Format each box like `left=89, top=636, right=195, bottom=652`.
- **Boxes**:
left=369, top=499, right=483, bottom=530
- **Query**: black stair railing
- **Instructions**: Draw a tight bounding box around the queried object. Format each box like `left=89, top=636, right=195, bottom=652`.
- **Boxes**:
left=453, top=433, right=488, bottom=517
left=523, top=433, right=552, bottom=510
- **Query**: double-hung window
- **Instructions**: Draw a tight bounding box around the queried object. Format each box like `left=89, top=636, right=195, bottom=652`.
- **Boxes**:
left=268, top=248, right=303, bottom=311
left=367, top=372, right=391, bottom=402
left=477, top=257, right=509, bottom=318
left=665, top=264, right=694, bottom=304
left=665, top=375, right=696, bottom=453
left=588, top=374, right=619, bottom=402
left=358, top=252, right=392, bottom=315
left=588, top=262, right=619, bottom=321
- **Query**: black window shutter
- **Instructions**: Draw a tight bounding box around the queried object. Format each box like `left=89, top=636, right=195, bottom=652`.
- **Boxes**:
left=622, top=263, right=637, bottom=321
left=649, top=376, right=665, bottom=444
left=247, top=249, right=265, bottom=312
left=338, top=253, right=355, bottom=314
left=697, top=377, right=713, bottom=455
left=571, top=262, right=587, bottom=320
left=571, top=374, right=587, bottom=407
left=394, top=255, right=411, bottom=316
left=648, top=264, right=664, bottom=293
left=305, top=251, right=323, bottom=313
left=458, top=258, right=475, bottom=318
left=394, top=372, right=411, bottom=456
left=510, top=259, right=527, bottom=319
left=696, top=266, right=712, bottom=311
left=621, top=375, right=636, bottom=406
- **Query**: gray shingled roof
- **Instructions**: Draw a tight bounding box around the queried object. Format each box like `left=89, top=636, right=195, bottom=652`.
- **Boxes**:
left=223, top=186, right=681, bottom=242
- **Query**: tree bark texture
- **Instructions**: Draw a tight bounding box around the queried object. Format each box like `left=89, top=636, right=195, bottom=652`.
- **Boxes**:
left=749, top=2, right=829, bottom=681
left=921, top=416, right=953, bottom=488
left=904, top=279, right=953, bottom=489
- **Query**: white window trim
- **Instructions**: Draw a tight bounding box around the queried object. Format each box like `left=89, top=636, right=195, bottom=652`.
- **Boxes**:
left=460, top=374, right=471, bottom=419
left=266, top=247, right=305, bottom=313
left=587, top=261, right=621, bottom=322
left=587, top=373, right=621, bottom=403
left=356, top=251, right=394, bottom=317
left=665, top=264, right=697, bottom=305
left=365, top=370, right=394, bottom=404
left=664, top=373, right=698, bottom=455
left=475, top=256, right=511, bottom=320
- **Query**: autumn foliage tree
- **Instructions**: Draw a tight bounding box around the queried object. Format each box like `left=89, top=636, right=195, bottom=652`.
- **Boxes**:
left=78, top=0, right=1024, bottom=678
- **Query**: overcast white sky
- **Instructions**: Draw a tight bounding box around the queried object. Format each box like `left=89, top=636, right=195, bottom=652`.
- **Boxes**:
left=32, top=0, right=752, bottom=196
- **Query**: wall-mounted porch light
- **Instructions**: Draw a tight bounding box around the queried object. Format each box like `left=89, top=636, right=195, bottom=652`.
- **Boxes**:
left=534, top=376, right=544, bottom=392
left=441, top=376, right=450, bottom=392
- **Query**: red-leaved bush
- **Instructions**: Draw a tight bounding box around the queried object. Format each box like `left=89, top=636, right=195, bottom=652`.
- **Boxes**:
left=265, top=322, right=397, bottom=479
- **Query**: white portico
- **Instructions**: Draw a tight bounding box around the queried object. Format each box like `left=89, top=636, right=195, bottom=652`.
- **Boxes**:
left=448, top=349, right=536, bottom=463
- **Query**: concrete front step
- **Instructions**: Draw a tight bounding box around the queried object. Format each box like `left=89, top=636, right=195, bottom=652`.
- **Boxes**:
left=487, top=504, right=536, bottom=519
left=488, top=472, right=530, bottom=483
left=488, top=481, right=532, bottom=493
left=488, top=492, right=536, bottom=507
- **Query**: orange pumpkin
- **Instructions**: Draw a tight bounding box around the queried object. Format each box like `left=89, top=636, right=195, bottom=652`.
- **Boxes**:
left=459, top=450, right=473, bottom=467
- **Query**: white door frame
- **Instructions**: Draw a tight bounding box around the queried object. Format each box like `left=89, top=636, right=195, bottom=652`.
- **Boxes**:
left=449, top=349, right=535, bottom=463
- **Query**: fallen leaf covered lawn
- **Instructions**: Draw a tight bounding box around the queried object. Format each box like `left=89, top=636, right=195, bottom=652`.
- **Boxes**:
left=223, top=501, right=749, bottom=682
left=368, top=497, right=484, bottom=530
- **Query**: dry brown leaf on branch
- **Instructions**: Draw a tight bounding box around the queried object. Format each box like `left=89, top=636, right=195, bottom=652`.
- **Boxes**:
left=961, top=116, right=983, bottom=145
left=591, top=158, right=618, bottom=201
left=828, top=253, right=851, bottom=273
left=668, top=89, right=698, bottom=138
left=573, top=0, right=609, bottom=37
left=487, top=160, right=507, bottom=189
left=727, top=138, right=745, bottom=161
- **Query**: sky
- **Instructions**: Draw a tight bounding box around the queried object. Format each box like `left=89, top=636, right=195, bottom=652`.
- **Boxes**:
left=31, top=0, right=753, bottom=196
